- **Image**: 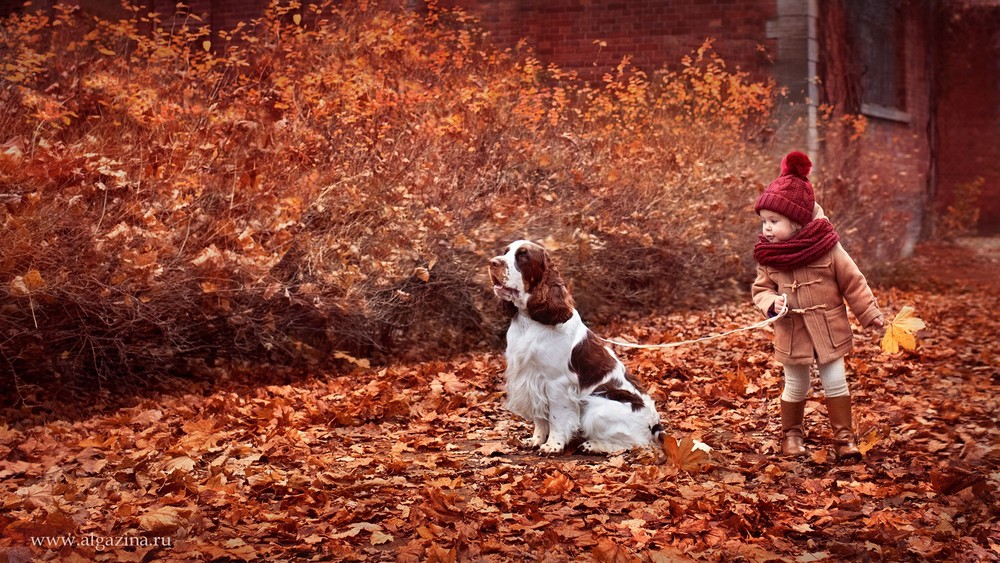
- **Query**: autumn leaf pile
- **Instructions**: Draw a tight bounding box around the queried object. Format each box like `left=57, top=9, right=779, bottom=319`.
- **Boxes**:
left=1, top=279, right=997, bottom=561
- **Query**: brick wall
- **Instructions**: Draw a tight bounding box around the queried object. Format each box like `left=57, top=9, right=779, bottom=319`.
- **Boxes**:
left=122, top=0, right=269, bottom=40
left=435, top=0, right=778, bottom=80
left=812, top=1, right=934, bottom=258
left=934, top=6, right=1000, bottom=234
left=205, top=0, right=270, bottom=34
left=0, top=0, right=29, bottom=17
left=0, top=0, right=269, bottom=43
left=855, top=4, right=933, bottom=254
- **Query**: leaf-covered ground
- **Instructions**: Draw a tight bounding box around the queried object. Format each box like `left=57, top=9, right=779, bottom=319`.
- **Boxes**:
left=1, top=240, right=998, bottom=562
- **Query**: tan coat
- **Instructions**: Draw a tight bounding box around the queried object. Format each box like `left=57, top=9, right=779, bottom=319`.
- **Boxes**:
left=752, top=206, right=882, bottom=365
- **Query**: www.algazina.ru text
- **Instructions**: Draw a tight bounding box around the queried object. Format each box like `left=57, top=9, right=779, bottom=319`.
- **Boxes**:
left=31, top=534, right=172, bottom=550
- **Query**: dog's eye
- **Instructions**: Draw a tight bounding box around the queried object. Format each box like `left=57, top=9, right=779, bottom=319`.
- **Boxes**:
left=516, top=249, right=528, bottom=261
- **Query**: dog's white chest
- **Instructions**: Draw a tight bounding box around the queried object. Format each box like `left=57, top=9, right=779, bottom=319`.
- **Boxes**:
left=506, top=312, right=579, bottom=371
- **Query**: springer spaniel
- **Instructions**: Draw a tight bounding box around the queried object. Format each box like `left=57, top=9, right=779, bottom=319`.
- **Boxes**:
left=489, top=240, right=665, bottom=454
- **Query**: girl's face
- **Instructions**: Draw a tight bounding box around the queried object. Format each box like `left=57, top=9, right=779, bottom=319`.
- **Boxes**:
left=759, top=210, right=800, bottom=242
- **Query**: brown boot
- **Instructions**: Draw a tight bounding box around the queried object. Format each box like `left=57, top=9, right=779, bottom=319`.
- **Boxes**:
left=780, top=400, right=807, bottom=457
left=826, top=395, right=862, bottom=460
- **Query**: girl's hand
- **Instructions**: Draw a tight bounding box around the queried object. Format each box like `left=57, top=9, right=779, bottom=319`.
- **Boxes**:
left=773, top=296, right=786, bottom=312
left=872, top=317, right=885, bottom=329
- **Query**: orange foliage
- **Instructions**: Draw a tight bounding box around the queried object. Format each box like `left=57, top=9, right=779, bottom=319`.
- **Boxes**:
left=1, top=1, right=778, bottom=381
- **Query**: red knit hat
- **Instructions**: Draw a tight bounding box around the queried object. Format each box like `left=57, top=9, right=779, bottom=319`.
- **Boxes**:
left=754, top=151, right=815, bottom=226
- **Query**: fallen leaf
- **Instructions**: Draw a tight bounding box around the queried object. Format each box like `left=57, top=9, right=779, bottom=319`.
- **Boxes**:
left=8, top=276, right=29, bottom=297
left=426, top=544, right=457, bottom=563
left=371, top=530, right=394, bottom=545
left=333, top=351, right=371, bottom=369
left=139, top=506, right=189, bottom=533
left=163, top=455, right=196, bottom=474
left=881, top=306, right=926, bottom=353
left=23, top=270, right=46, bottom=291
left=663, top=436, right=711, bottom=473
left=811, top=448, right=830, bottom=464
left=593, top=537, right=640, bottom=563
left=131, top=409, right=164, bottom=426
left=331, top=522, right=382, bottom=539
left=540, top=471, right=574, bottom=496
left=858, top=428, right=881, bottom=456
left=223, top=538, right=258, bottom=560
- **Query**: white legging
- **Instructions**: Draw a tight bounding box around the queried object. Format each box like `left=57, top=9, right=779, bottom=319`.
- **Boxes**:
left=780, top=356, right=849, bottom=402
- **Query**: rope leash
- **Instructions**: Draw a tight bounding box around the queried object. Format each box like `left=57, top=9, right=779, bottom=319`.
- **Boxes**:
left=599, top=293, right=790, bottom=350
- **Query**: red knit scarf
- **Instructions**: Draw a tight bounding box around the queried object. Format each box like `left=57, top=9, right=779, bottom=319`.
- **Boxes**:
left=754, top=218, right=840, bottom=271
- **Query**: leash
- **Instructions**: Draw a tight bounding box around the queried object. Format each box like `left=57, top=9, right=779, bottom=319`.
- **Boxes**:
left=599, top=293, right=790, bottom=349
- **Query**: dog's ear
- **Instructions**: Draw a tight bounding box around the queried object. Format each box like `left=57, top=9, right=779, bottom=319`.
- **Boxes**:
left=527, top=275, right=574, bottom=325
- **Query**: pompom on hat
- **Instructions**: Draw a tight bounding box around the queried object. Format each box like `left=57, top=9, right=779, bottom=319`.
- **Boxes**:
left=754, top=151, right=815, bottom=226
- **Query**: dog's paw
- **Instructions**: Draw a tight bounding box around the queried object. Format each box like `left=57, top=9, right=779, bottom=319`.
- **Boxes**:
left=577, top=440, right=623, bottom=455
left=539, top=441, right=565, bottom=455
left=525, top=436, right=544, bottom=449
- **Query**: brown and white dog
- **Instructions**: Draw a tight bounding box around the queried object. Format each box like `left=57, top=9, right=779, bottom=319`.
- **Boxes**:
left=489, top=240, right=665, bottom=454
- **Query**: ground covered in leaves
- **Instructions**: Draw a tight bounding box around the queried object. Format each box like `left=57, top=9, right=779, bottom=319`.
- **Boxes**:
left=1, top=241, right=998, bottom=562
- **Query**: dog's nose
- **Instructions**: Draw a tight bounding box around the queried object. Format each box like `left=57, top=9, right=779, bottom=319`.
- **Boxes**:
left=490, top=257, right=503, bottom=268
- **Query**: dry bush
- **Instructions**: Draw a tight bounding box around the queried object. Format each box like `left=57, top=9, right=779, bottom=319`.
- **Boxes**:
left=1, top=1, right=778, bottom=386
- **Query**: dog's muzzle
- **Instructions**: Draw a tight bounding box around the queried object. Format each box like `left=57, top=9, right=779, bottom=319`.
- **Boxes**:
left=489, top=258, right=518, bottom=300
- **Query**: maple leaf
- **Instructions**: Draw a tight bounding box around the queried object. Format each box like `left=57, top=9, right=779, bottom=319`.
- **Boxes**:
left=78, top=451, right=109, bottom=475
left=131, top=408, right=164, bottom=426
left=162, top=455, right=196, bottom=474
left=421, top=487, right=466, bottom=522
left=371, top=531, right=394, bottom=545
left=930, top=465, right=986, bottom=495
left=139, top=506, right=189, bottom=533
left=333, top=350, right=371, bottom=369
left=858, top=428, right=882, bottom=456
left=593, top=537, right=640, bottom=563
left=540, top=470, right=574, bottom=496
left=426, top=544, right=458, bottom=563
left=4, top=510, right=76, bottom=540
left=222, top=538, right=258, bottom=560
left=810, top=448, right=830, bottom=464
left=881, top=306, right=926, bottom=354
left=7, top=272, right=37, bottom=297
left=332, top=522, right=384, bottom=539
left=663, top=436, right=711, bottom=473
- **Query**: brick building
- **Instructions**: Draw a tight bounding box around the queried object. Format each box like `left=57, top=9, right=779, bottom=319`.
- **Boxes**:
left=431, top=0, right=1000, bottom=239
left=2, top=0, right=998, bottom=237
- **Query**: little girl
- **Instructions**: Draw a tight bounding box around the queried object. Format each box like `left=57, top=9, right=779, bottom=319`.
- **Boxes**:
left=751, top=151, right=883, bottom=460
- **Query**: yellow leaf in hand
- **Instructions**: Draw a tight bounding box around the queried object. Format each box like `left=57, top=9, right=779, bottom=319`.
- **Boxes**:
left=892, top=305, right=927, bottom=332
left=890, top=324, right=916, bottom=351
left=880, top=332, right=897, bottom=354
left=880, top=306, right=926, bottom=354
